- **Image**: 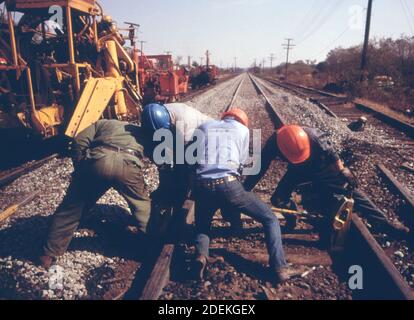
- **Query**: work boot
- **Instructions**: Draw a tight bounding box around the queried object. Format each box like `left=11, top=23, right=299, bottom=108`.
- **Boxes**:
left=192, top=255, right=207, bottom=281
left=38, top=255, right=57, bottom=270
left=273, top=265, right=305, bottom=285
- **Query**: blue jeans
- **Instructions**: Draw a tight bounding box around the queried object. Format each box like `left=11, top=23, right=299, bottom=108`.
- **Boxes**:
left=194, top=179, right=287, bottom=269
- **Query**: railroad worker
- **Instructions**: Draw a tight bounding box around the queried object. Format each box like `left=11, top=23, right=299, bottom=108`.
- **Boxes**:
left=243, top=125, right=410, bottom=237
left=141, top=103, right=212, bottom=145
left=192, top=108, right=293, bottom=284
left=348, top=116, right=368, bottom=132
left=39, top=119, right=157, bottom=269
left=141, top=103, right=212, bottom=210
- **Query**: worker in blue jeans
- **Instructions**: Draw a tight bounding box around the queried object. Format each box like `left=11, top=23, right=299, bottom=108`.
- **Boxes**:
left=192, top=108, right=295, bottom=284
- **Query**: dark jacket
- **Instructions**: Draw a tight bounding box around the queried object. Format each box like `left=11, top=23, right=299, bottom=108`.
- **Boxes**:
left=244, top=127, right=340, bottom=191
left=72, top=119, right=147, bottom=167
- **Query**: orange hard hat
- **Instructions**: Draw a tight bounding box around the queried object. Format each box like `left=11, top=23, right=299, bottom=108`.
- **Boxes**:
left=221, top=108, right=249, bottom=127
left=277, top=125, right=311, bottom=164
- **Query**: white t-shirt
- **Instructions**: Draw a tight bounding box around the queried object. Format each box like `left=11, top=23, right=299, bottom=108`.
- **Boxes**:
left=165, top=103, right=213, bottom=143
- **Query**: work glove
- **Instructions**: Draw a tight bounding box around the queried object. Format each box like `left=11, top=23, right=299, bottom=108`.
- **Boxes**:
left=341, top=167, right=358, bottom=190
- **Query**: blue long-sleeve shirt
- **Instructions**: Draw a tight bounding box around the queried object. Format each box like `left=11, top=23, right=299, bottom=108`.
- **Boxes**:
left=195, top=118, right=249, bottom=180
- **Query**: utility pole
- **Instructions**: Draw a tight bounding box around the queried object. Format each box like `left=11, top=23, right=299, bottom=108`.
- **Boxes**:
left=187, top=55, right=192, bottom=68
left=262, top=58, right=266, bottom=73
left=205, top=50, right=211, bottom=67
left=360, top=0, right=373, bottom=82
left=269, top=53, right=275, bottom=69
left=138, top=40, right=147, bottom=57
left=282, top=38, right=295, bottom=80
left=234, top=57, right=237, bottom=72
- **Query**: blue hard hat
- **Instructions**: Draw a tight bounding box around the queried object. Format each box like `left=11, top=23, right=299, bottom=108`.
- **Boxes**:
left=141, top=103, right=171, bottom=132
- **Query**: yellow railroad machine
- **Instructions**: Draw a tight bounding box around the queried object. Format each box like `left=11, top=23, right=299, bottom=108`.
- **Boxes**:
left=0, top=0, right=142, bottom=139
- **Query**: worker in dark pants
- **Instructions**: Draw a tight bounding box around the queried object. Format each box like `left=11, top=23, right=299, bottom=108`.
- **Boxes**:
left=39, top=119, right=157, bottom=269
left=244, top=125, right=410, bottom=238
left=192, top=109, right=295, bottom=284
left=141, top=103, right=212, bottom=210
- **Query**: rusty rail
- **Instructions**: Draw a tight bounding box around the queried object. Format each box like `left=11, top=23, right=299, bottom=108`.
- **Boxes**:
left=0, top=154, right=58, bottom=189
left=260, top=76, right=414, bottom=138
left=0, top=191, right=41, bottom=224
left=139, top=74, right=250, bottom=300
left=249, top=73, right=414, bottom=300
left=226, top=75, right=246, bottom=111
left=377, top=163, right=414, bottom=226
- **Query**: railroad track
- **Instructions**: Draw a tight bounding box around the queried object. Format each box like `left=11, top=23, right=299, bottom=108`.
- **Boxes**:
left=0, top=154, right=59, bottom=190
left=137, top=75, right=247, bottom=300
left=1, top=74, right=413, bottom=300
left=0, top=75, right=245, bottom=300
left=148, top=73, right=414, bottom=300
left=261, top=77, right=414, bottom=139
left=182, top=73, right=241, bottom=103
left=257, top=77, right=414, bottom=221
left=250, top=74, right=414, bottom=300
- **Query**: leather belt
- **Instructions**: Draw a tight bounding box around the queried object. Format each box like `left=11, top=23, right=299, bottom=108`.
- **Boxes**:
left=197, top=175, right=238, bottom=188
left=95, top=145, right=141, bottom=158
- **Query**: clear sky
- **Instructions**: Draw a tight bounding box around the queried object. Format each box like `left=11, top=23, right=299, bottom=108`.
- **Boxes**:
left=99, top=0, right=414, bottom=68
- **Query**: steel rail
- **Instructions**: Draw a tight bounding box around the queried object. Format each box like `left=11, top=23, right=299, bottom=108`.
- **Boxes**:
left=138, top=75, right=246, bottom=300
left=0, top=154, right=59, bottom=189
left=377, top=163, right=414, bottom=226
left=249, top=73, right=414, bottom=300
left=226, top=74, right=246, bottom=111
left=262, top=76, right=414, bottom=138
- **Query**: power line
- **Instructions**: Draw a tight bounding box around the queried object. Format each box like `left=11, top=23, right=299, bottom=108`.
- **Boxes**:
left=296, top=0, right=342, bottom=46
left=403, top=0, right=414, bottom=24
left=315, top=25, right=351, bottom=58
left=290, top=0, right=320, bottom=38
left=291, top=0, right=330, bottom=40
left=296, top=0, right=343, bottom=46
left=400, top=0, right=414, bottom=34
left=295, top=0, right=337, bottom=44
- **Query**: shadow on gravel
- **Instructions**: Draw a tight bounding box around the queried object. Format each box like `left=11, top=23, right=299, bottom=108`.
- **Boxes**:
left=0, top=204, right=149, bottom=263
left=210, top=248, right=271, bottom=282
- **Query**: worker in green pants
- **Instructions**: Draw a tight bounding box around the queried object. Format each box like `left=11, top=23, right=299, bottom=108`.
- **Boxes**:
left=39, top=119, right=157, bottom=269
